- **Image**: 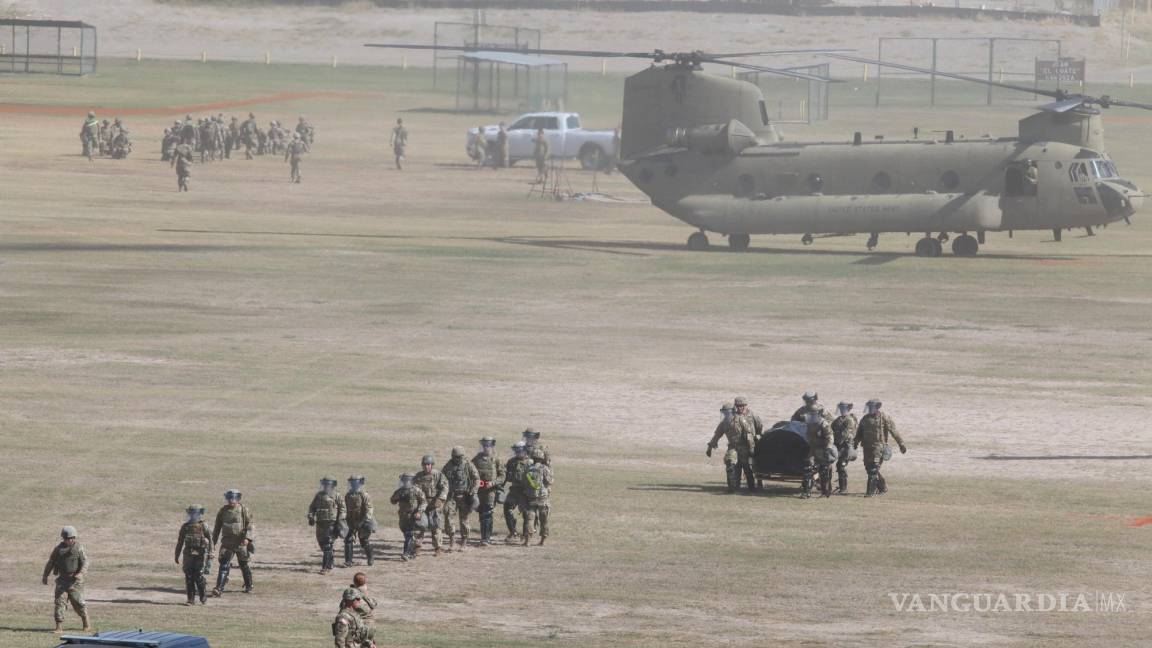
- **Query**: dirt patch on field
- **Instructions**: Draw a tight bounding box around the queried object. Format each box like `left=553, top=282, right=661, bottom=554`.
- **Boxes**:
left=0, top=91, right=384, bottom=117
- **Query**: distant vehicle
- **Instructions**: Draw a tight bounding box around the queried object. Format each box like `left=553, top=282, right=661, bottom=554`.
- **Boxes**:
left=56, top=630, right=210, bottom=648
left=466, top=112, right=618, bottom=170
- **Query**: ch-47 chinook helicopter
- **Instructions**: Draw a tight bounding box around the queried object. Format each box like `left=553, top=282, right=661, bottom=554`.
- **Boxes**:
left=365, top=43, right=1146, bottom=256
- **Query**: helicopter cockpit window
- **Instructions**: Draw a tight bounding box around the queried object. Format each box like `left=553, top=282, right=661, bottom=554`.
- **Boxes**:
left=1068, top=162, right=1090, bottom=183
left=1091, top=160, right=1118, bottom=179
left=871, top=171, right=892, bottom=193
left=509, top=117, right=533, bottom=131
left=566, top=115, right=581, bottom=129
left=806, top=173, right=824, bottom=194
left=759, top=100, right=770, bottom=126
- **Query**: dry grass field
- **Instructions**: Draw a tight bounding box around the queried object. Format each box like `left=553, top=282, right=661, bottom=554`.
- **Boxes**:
left=1, top=59, right=1151, bottom=648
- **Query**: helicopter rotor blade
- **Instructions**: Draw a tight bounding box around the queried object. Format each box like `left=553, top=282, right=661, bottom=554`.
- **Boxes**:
left=1038, top=97, right=1091, bottom=113
left=827, top=53, right=1061, bottom=99
left=1102, top=97, right=1152, bottom=111
left=706, top=48, right=856, bottom=59
left=364, top=43, right=654, bottom=58
left=701, top=58, right=836, bottom=83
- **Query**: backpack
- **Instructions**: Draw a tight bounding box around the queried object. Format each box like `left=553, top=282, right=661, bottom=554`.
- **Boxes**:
left=524, top=464, right=548, bottom=499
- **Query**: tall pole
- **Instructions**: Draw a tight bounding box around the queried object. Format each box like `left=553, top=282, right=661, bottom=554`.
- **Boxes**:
left=875, top=38, right=883, bottom=108
left=930, top=38, right=938, bottom=107
left=986, top=37, right=995, bottom=106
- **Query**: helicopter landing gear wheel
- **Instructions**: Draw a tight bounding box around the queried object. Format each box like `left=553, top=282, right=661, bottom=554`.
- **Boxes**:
left=801, top=233, right=814, bottom=245
left=951, top=234, right=979, bottom=256
left=687, top=231, right=710, bottom=251
left=915, top=237, right=942, bottom=257
left=728, top=233, right=750, bottom=251
left=866, top=232, right=879, bottom=251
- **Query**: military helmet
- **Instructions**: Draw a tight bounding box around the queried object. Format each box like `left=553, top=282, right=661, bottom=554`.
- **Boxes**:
left=734, top=396, right=749, bottom=407
left=480, top=436, right=496, bottom=446
left=450, top=446, right=464, bottom=458
left=421, top=453, right=435, bottom=466
left=531, top=448, right=547, bottom=462
left=60, top=526, right=78, bottom=539
left=837, top=401, right=853, bottom=415
left=348, top=474, right=365, bottom=483
left=87, top=111, right=95, bottom=118
left=522, top=427, right=540, bottom=439
left=720, top=402, right=733, bottom=412
left=803, top=390, right=818, bottom=404
left=321, top=475, right=338, bottom=486
left=399, top=472, right=413, bottom=482
left=186, top=504, right=205, bottom=514
left=341, top=587, right=362, bottom=603
left=224, top=489, right=242, bottom=501
left=512, top=441, right=527, bottom=452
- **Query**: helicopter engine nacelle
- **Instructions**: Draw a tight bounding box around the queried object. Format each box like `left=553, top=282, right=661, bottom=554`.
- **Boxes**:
left=666, top=119, right=758, bottom=157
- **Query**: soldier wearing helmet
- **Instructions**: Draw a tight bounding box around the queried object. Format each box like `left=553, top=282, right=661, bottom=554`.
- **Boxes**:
left=521, top=446, right=555, bottom=546
left=175, top=505, right=213, bottom=605
left=501, top=441, right=532, bottom=543
left=792, top=390, right=833, bottom=424
left=285, top=130, right=307, bottom=183
left=42, top=526, right=90, bottom=633
left=410, top=454, right=448, bottom=557
left=831, top=402, right=859, bottom=494
left=389, top=472, right=427, bottom=561
left=522, top=428, right=551, bottom=466
left=308, top=476, right=346, bottom=575
left=472, top=436, right=505, bottom=545
left=211, top=489, right=254, bottom=596
left=729, top=396, right=763, bottom=492
left=343, top=475, right=376, bottom=567
left=706, top=402, right=748, bottom=493
left=442, top=446, right=480, bottom=552
left=333, top=587, right=375, bottom=648
left=79, top=112, right=100, bottom=160
left=853, top=399, right=907, bottom=496
left=803, top=410, right=836, bottom=498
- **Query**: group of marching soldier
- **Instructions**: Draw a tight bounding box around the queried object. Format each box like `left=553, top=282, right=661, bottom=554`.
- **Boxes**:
left=707, top=391, right=908, bottom=498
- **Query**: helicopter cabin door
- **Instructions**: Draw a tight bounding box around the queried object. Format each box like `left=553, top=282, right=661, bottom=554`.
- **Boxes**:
left=999, top=161, right=1040, bottom=229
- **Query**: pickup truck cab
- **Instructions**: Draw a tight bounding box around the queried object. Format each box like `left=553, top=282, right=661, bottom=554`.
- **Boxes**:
left=467, top=112, right=618, bottom=170
left=56, top=630, right=210, bottom=648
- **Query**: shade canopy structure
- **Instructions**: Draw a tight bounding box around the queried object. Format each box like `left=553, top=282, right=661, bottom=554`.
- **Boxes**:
left=456, top=50, right=568, bottom=113
left=0, top=18, right=97, bottom=76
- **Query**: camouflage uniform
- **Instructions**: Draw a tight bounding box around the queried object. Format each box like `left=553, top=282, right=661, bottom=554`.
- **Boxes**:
left=171, top=143, right=193, bottom=192
left=706, top=403, right=748, bottom=493
left=502, top=445, right=532, bottom=541
left=211, top=496, right=254, bottom=595
left=308, top=480, right=346, bottom=574
left=792, top=403, right=834, bottom=424
left=831, top=411, right=858, bottom=494
left=411, top=461, right=448, bottom=555
left=285, top=135, right=306, bottom=183
left=803, top=416, right=835, bottom=498
left=853, top=406, right=906, bottom=496
left=343, top=477, right=376, bottom=567
left=42, top=529, right=89, bottom=631
left=521, top=454, right=554, bottom=545
left=473, top=129, right=488, bottom=168
left=175, top=512, right=213, bottom=605
left=391, top=121, right=408, bottom=170
left=495, top=125, right=509, bottom=169
left=472, top=439, right=505, bottom=545
left=241, top=114, right=258, bottom=159
left=729, top=399, right=763, bottom=492
left=333, top=589, right=374, bottom=648
left=442, top=448, right=480, bottom=550
left=226, top=117, right=240, bottom=159
left=389, top=477, right=427, bottom=560
left=79, top=114, right=99, bottom=160
left=533, top=130, right=550, bottom=181
left=351, top=578, right=377, bottom=629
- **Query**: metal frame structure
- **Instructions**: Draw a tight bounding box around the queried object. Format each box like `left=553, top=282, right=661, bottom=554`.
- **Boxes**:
left=0, top=19, right=97, bottom=76
left=455, top=51, right=567, bottom=113
left=738, top=63, right=830, bottom=123
left=875, top=37, right=1061, bottom=107
left=433, top=22, right=541, bottom=88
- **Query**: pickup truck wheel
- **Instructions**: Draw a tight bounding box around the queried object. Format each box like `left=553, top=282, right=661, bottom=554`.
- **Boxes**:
left=578, top=144, right=607, bottom=171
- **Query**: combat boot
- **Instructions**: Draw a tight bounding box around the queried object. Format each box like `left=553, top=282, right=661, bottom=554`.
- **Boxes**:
left=505, top=532, right=519, bottom=544
left=877, top=475, right=888, bottom=494
left=53, top=622, right=63, bottom=634
left=434, top=547, right=443, bottom=557
left=459, top=534, right=468, bottom=551
left=522, top=534, right=531, bottom=547
left=80, top=612, right=92, bottom=632
left=365, top=545, right=374, bottom=566
left=837, top=472, right=848, bottom=495
left=538, top=536, right=546, bottom=546
left=445, top=536, right=454, bottom=553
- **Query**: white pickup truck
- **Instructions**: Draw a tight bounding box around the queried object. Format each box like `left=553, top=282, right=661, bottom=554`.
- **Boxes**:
left=466, top=112, right=618, bottom=170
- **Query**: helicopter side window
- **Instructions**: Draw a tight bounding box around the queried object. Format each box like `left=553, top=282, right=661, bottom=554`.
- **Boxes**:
left=871, top=171, right=892, bottom=194
left=1068, top=162, right=1089, bottom=183
left=1091, top=160, right=1117, bottom=179
left=806, top=173, right=824, bottom=194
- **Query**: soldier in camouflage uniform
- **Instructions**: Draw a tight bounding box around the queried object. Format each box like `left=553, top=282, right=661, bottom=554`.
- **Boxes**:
left=171, top=142, right=193, bottom=192
left=333, top=588, right=375, bottom=648
left=390, top=118, right=408, bottom=170
left=350, top=572, right=377, bottom=630
left=175, top=505, right=213, bottom=606
left=285, top=132, right=306, bottom=184
left=728, top=396, right=763, bottom=492
left=521, top=449, right=554, bottom=546
left=309, top=476, right=347, bottom=575
left=472, top=437, right=505, bottom=545
left=522, top=428, right=551, bottom=466
left=853, top=399, right=907, bottom=496
left=79, top=112, right=100, bottom=160
left=410, top=454, right=448, bottom=557
left=803, top=409, right=836, bottom=498
left=830, top=402, right=858, bottom=494
left=389, top=473, right=427, bottom=561
left=42, top=526, right=90, bottom=634
left=343, top=475, right=376, bottom=567
left=502, top=441, right=532, bottom=543
left=494, top=122, right=510, bottom=170
left=225, top=116, right=240, bottom=159
left=211, top=489, right=254, bottom=596
left=241, top=113, right=258, bottom=159
left=442, top=446, right=480, bottom=551
left=792, top=390, right=834, bottom=424
left=706, top=402, right=742, bottom=492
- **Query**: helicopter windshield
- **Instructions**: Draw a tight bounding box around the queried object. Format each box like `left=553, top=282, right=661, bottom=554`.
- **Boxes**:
left=1091, top=160, right=1119, bottom=179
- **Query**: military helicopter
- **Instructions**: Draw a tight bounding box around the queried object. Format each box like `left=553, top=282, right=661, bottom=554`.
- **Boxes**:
left=365, top=43, right=1146, bottom=256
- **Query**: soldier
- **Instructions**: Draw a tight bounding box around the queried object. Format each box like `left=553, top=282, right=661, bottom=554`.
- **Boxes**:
left=473, top=126, right=488, bottom=169
left=110, top=127, right=132, bottom=159
left=853, top=399, right=907, bottom=496
left=502, top=441, right=532, bottom=543
left=522, top=428, right=551, bottom=466
left=410, top=454, right=448, bottom=557
left=42, top=526, right=90, bottom=634
left=333, top=588, right=375, bottom=648
left=532, top=128, right=550, bottom=183
left=285, top=132, right=307, bottom=184
left=390, top=118, right=408, bottom=170
left=472, top=436, right=505, bottom=545
left=607, top=127, right=621, bottom=174
left=296, top=115, right=315, bottom=150
left=803, top=409, right=836, bottom=498
left=226, top=116, right=240, bottom=159
left=343, top=474, right=376, bottom=567
left=729, top=396, right=763, bottom=492
left=521, top=449, right=554, bottom=546
left=180, top=115, right=196, bottom=147
left=171, top=142, right=194, bottom=192
left=494, top=122, right=509, bottom=169
left=308, top=476, right=347, bottom=575
left=1023, top=159, right=1039, bottom=195
left=389, top=472, right=427, bottom=561
left=241, top=112, right=258, bottom=159
left=161, top=129, right=172, bottom=162
left=210, top=489, right=254, bottom=596
left=442, top=446, right=480, bottom=551
left=175, top=505, right=213, bottom=606
left=350, top=572, right=377, bottom=629
left=79, top=111, right=99, bottom=160
left=705, top=402, right=744, bottom=493
left=98, top=119, right=112, bottom=156
left=830, top=402, right=858, bottom=494
left=792, top=390, right=833, bottom=424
